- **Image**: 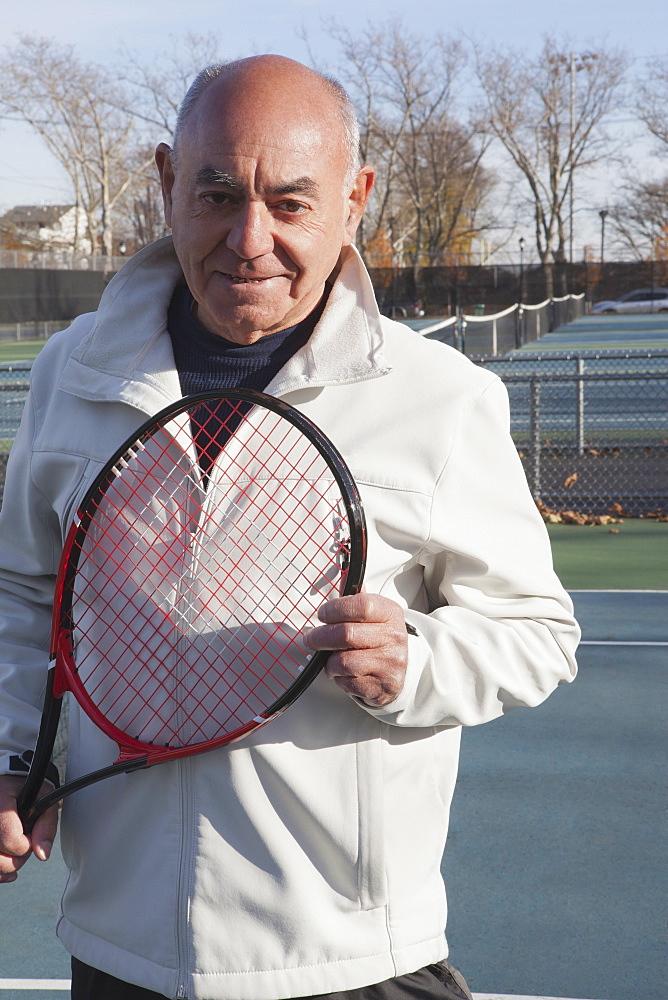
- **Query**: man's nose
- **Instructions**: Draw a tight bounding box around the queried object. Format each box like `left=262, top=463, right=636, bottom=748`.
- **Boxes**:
left=226, top=203, right=274, bottom=259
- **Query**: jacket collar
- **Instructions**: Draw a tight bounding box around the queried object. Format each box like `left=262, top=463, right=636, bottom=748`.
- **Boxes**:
left=60, top=237, right=391, bottom=412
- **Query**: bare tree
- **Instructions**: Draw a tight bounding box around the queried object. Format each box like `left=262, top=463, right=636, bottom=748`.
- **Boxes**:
left=110, top=141, right=174, bottom=252
left=476, top=36, right=628, bottom=291
left=119, top=32, right=223, bottom=141
left=108, top=34, right=225, bottom=252
left=637, top=56, right=668, bottom=150
left=0, top=36, right=153, bottom=257
left=611, top=57, right=668, bottom=262
left=320, top=20, right=495, bottom=268
left=611, top=176, right=668, bottom=259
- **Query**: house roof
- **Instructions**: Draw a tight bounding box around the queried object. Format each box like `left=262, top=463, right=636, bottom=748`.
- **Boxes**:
left=0, top=204, right=76, bottom=228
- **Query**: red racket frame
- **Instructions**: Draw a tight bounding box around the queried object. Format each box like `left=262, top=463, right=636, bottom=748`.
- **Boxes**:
left=17, top=389, right=366, bottom=829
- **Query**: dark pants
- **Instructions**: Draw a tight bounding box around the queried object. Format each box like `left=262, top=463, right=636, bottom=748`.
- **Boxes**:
left=71, top=956, right=473, bottom=1000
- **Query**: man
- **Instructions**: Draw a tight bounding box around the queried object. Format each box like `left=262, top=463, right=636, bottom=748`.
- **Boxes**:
left=0, top=56, right=579, bottom=999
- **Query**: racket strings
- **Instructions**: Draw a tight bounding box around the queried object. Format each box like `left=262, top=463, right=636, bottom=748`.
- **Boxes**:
left=63, top=401, right=352, bottom=749
left=72, top=488, right=313, bottom=745
left=190, top=397, right=252, bottom=477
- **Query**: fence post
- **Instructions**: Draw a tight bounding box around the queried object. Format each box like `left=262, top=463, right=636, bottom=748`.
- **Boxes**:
left=576, top=356, right=585, bottom=455
left=529, top=378, right=542, bottom=502
left=458, top=310, right=467, bottom=355
left=515, top=305, right=523, bottom=349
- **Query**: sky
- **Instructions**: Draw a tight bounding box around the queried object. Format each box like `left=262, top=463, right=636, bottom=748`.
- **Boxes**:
left=0, top=0, right=665, bottom=259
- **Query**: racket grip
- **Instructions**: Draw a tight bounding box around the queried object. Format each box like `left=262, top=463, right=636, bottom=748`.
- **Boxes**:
left=16, top=668, right=63, bottom=832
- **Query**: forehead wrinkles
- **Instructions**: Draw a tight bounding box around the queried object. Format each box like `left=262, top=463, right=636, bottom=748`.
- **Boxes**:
left=184, top=82, right=347, bottom=175
left=188, top=128, right=342, bottom=199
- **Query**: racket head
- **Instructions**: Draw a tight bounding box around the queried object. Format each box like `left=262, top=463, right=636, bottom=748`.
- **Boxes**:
left=51, top=389, right=366, bottom=766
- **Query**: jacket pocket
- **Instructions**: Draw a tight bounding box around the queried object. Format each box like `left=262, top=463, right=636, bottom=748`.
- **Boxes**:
left=356, top=732, right=388, bottom=910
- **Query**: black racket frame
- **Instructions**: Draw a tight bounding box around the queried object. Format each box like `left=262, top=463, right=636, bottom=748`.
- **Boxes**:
left=17, top=389, right=366, bottom=830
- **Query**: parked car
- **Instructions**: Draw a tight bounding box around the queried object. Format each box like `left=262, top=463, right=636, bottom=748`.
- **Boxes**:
left=591, top=288, right=668, bottom=314
left=378, top=298, right=425, bottom=319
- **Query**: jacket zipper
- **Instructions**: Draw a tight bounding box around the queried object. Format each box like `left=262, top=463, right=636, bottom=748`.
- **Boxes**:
left=175, top=754, right=194, bottom=1000
left=174, top=480, right=204, bottom=1000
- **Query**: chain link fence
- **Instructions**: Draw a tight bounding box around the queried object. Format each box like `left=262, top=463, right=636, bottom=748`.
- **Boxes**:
left=0, top=363, right=31, bottom=455
left=476, top=351, right=668, bottom=518
left=0, top=319, right=76, bottom=343
left=0, top=249, right=128, bottom=272
left=1, top=352, right=666, bottom=519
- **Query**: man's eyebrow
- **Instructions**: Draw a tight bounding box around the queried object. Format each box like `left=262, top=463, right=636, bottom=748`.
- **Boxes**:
left=194, top=167, right=319, bottom=198
left=271, top=177, right=319, bottom=197
left=195, top=167, right=241, bottom=187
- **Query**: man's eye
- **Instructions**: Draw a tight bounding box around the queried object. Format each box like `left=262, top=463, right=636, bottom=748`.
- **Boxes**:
left=279, top=201, right=306, bottom=214
left=202, top=192, right=232, bottom=205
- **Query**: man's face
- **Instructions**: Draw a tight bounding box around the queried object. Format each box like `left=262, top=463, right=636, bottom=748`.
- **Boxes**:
left=157, top=72, right=373, bottom=344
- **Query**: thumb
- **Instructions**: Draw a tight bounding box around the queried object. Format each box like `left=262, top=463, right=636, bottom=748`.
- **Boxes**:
left=30, top=800, right=59, bottom=861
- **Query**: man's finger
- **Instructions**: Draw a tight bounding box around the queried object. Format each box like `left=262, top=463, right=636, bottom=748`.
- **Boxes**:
left=0, top=776, right=59, bottom=881
left=315, top=592, right=400, bottom=625
left=324, top=651, right=407, bottom=706
left=304, top=621, right=388, bottom=652
left=0, top=777, right=32, bottom=879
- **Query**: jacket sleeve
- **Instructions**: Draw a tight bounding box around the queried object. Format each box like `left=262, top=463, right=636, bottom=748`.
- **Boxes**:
left=0, top=388, right=60, bottom=774
left=361, top=376, right=580, bottom=728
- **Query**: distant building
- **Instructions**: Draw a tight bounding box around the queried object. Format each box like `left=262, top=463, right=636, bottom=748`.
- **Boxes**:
left=0, top=204, right=91, bottom=255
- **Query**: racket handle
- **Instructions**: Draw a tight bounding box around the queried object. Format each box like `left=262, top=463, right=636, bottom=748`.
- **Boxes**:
left=20, top=757, right=150, bottom=832
left=16, top=667, right=62, bottom=832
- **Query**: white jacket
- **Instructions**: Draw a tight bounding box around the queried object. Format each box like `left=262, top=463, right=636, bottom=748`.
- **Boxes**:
left=0, top=238, right=579, bottom=999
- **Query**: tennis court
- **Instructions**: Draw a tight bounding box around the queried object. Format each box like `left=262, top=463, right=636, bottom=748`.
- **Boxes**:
left=1, top=539, right=665, bottom=1000
left=444, top=611, right=666, bottom=1000
left=1, top=314, right=666, bottom=999
left=513, top=314, right=668, bottom=352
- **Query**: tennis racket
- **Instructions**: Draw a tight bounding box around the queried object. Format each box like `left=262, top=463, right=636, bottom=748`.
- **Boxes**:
left=17, top=389, right=366, bottom=831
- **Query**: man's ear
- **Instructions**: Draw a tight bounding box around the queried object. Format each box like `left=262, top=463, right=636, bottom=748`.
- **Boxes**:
left=343, top=165, right=375, bottom=246
left=155, top=143, right=176, bottom=228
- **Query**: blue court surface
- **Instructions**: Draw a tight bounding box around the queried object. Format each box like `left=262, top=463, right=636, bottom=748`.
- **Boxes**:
left=1, top=590, right=665, bottom=1000
left=513, top=314, right=668, bottom=352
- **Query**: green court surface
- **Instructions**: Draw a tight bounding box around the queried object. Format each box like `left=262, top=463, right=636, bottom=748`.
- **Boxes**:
left=547, top=518, right=668, bottom=590
left=0, top=340, right=45, bottom=364
left=4, top=313, right=668, bottom=364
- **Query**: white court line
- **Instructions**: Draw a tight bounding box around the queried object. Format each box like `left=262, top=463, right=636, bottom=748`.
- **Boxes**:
left=0, top=985, right=608, bottom=1000
left=579, top=640, right=667, bottom=646
left=473, top=995, right=610, bottom=1000
left=0, top=982, right=71, bottom=990
left=568, top=589, right=667, bottom=593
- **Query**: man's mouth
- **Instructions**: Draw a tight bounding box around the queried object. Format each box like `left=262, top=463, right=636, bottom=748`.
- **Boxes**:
left=223, top=273, right=273, bottom=284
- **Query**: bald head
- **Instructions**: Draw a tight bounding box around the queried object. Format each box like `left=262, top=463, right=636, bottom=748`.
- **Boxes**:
left=173, top=56, right=360, bottom=185
left=155, top=53, right=374, bottom=344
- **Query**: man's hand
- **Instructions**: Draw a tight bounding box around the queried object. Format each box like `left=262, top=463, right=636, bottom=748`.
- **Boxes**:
left=304, top=593, right=409, bottom=707
left=0, top=775, right=58, bottom=883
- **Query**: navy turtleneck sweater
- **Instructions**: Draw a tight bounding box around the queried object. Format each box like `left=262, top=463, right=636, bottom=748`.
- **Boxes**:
left=167, top=284, right=327, bottom=472
left=167, top=283, right=326, bottom=395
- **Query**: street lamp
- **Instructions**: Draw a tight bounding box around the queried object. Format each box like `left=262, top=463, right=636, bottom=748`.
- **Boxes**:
left=599, top=209, right=608, bottom=263
left=516, top=237, right=526, bottom=348
left=566, top=51, right=599, bottom=263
